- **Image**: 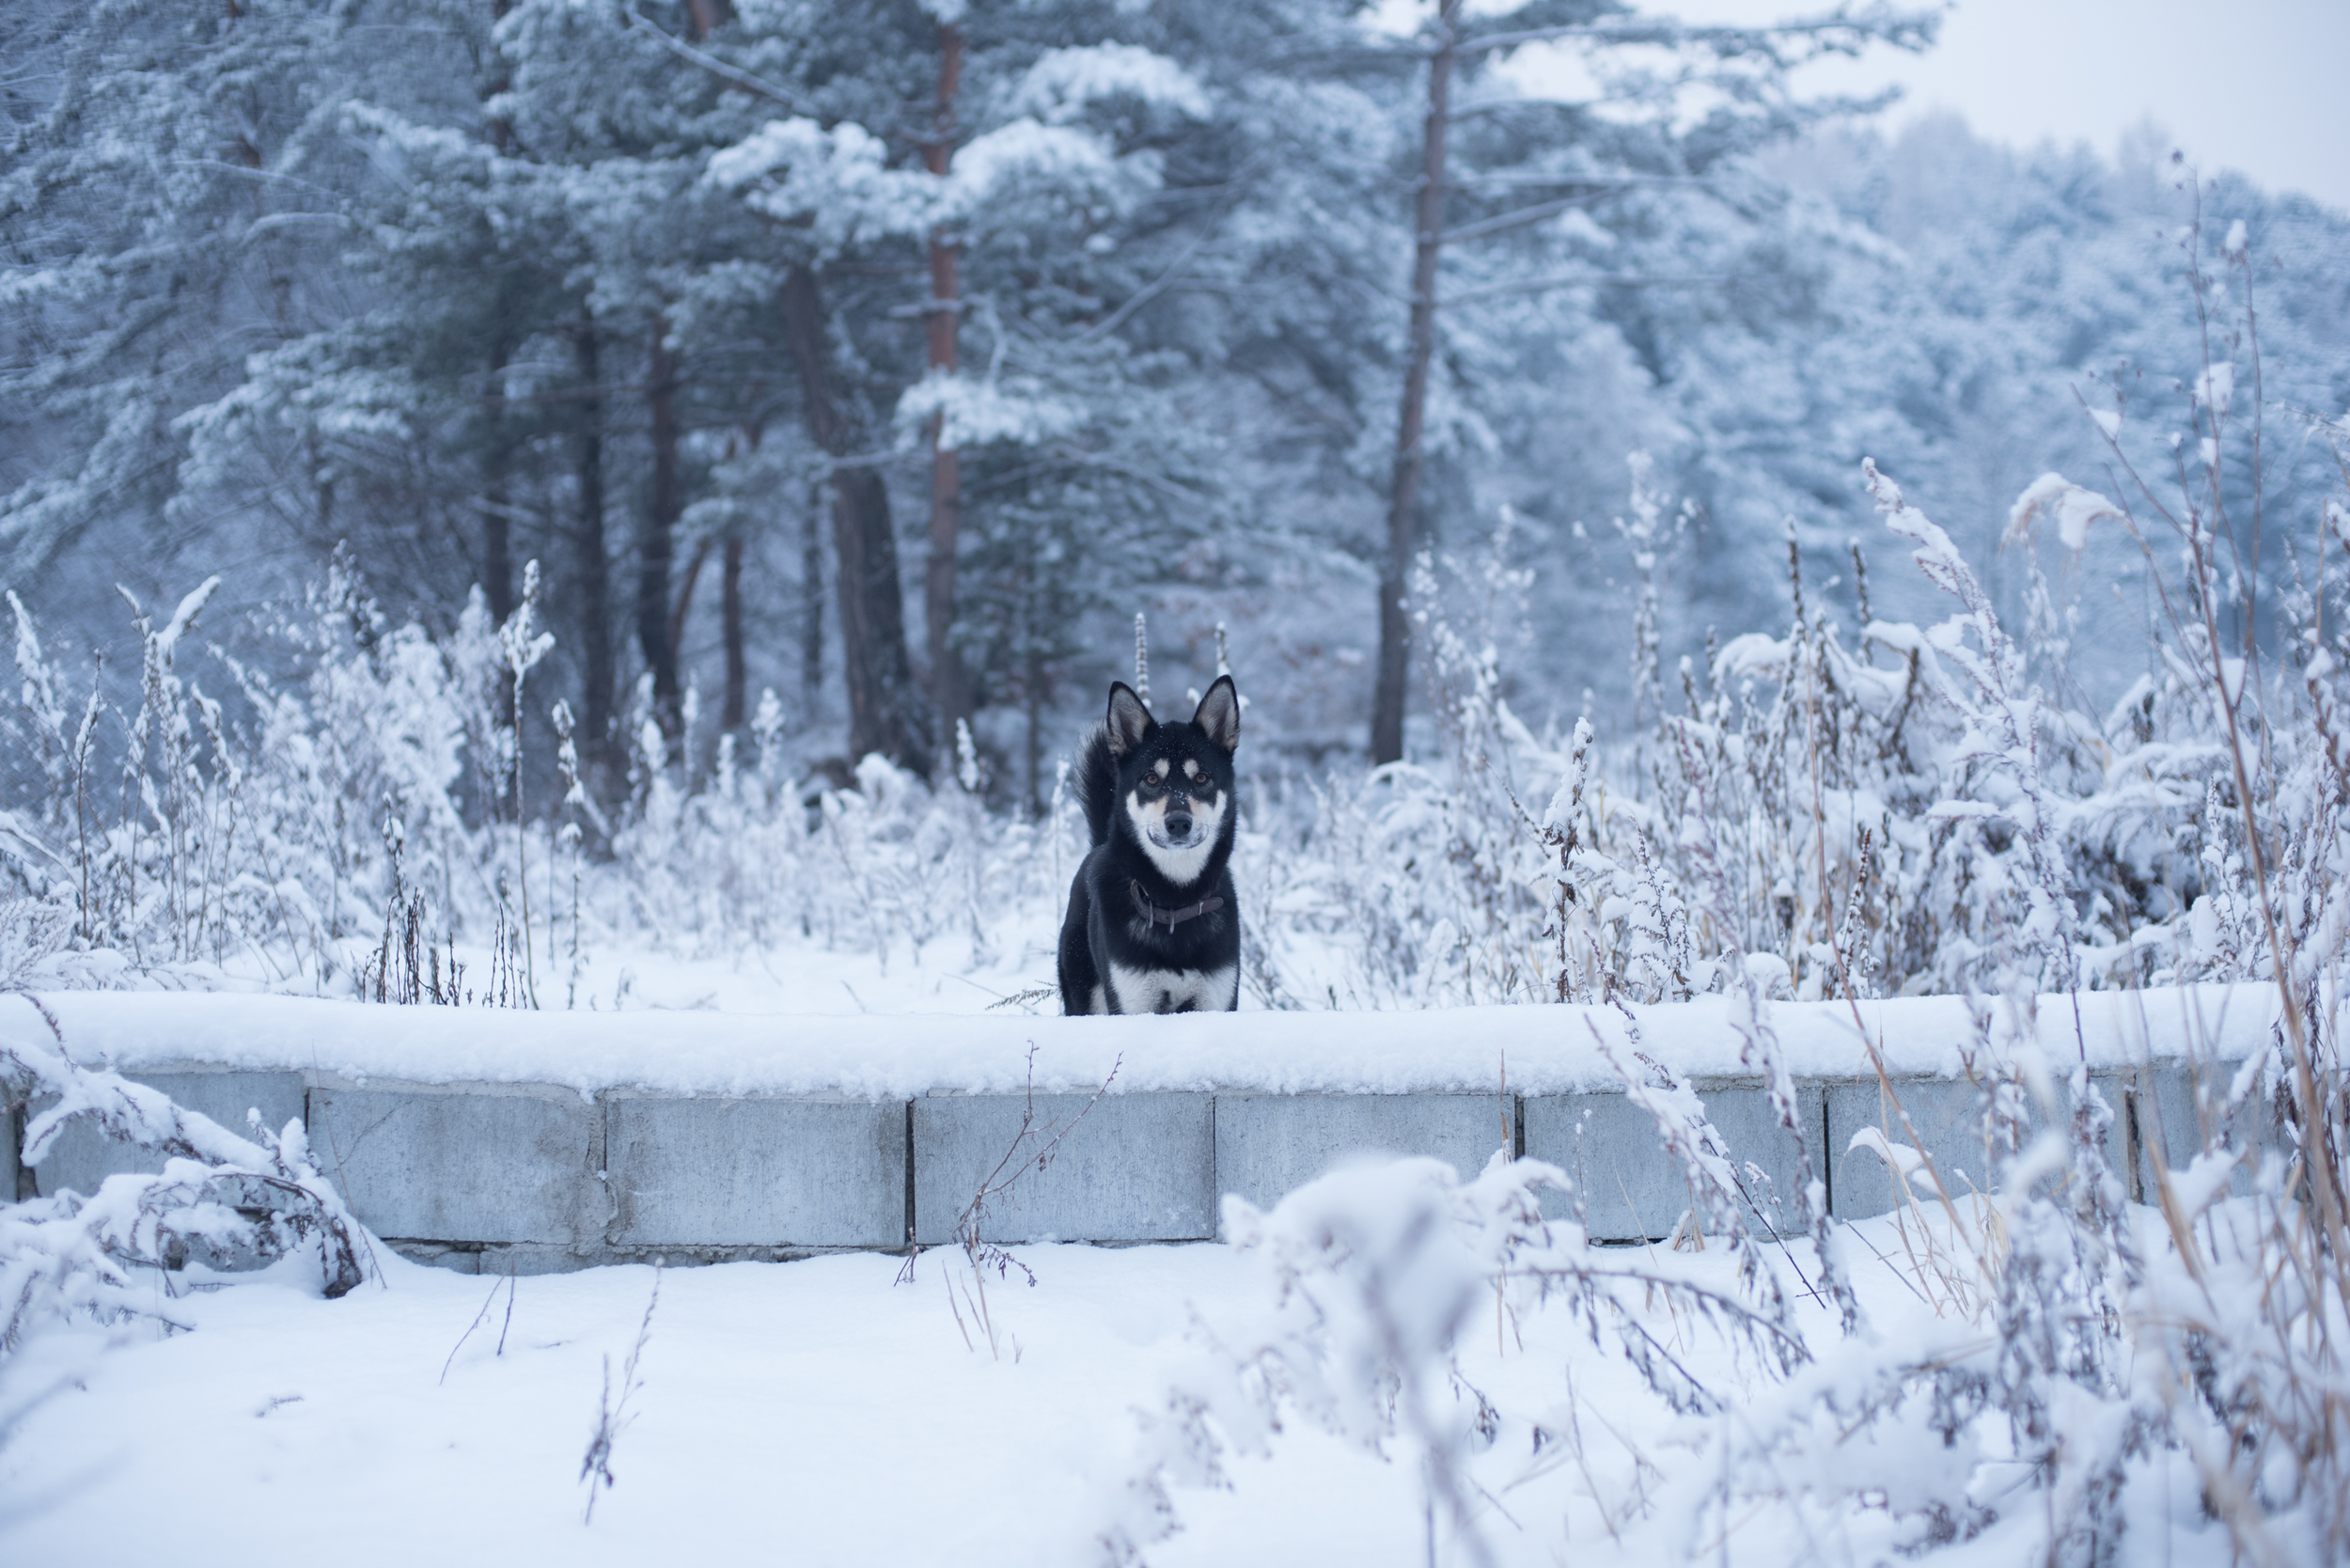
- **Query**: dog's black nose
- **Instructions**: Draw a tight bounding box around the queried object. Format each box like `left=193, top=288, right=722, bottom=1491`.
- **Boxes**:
left=1165, top=812, right=1194, bottom=839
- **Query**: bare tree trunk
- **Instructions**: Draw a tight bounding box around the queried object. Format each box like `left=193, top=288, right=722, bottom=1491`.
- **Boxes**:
left=722, top=532, right=745, bottom=730
left=1025, top=646, right=1044, bottom=816
left=801, top=476, right=825, bottom=715
left=1370, top=0, right=1462, bottom=767
left=670, top=536, right=711, bottom=651
left=922, top=21, right=967, bottom=756
left=572, top=319, right=616, bottom=773
left=669, top=421, right=757, bottom=715
left=482, top=337, right=519, bottom=803
left=480, top=2, right=516, bottom=622
left=483, top=337, right=515, bottom=623
left=829, top=468, right=925, bottom=772
left=1022, top=552, right=1044, bottom=815
left=779, top=263, right=928, bottom=773
left=639, top=317, right=684, bottom=745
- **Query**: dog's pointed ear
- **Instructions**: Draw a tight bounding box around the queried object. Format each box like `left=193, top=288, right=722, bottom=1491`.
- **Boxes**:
left=1105, top=682, right=1155, bottom=758
left=1193, top=675, right=1240, bottom=754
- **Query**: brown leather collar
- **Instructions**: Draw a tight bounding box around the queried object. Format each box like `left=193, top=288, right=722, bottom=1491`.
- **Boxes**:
left=1130, top=880, right=1225, bottom=932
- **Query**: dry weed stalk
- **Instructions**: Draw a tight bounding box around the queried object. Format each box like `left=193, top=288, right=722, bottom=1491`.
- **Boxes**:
left=580, top=1260, right=662, bottom=1524
left=900, top=1043, right=1121, bottom=1361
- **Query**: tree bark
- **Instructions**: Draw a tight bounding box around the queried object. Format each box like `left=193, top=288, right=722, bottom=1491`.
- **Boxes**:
left=478, top=0, right=517, bottom=622
left=922, top=22, right=966, bottom=755
left=479, top=3, right=519, bottom=630
left=663, top=526, right=743, bottom=738
left=779, top=263, right=928, bottom=773
left=670, top=534, right=712, bottom=661
left=572, top=319, right=616, bottom=772
left=722, top=531, right=746, bottom=731
left=482, top=338, right=514, bottom=623
left=668, top=421, right=757, bottom=714
left=639, top=315, right=683, bottom=744
left=802, top=475, right=824, bottom=715
left=1370, top=0, right=1462, bottom=766
left=1022, top=552, right=1044, bottom=815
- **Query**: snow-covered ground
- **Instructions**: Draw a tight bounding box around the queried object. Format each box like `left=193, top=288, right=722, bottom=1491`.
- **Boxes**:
left=0, top=1200, right=2235, bottom=1568
left=5, top=1246, right=1268, bottom=1567
left=518, top=917, right=1072, bottom=1018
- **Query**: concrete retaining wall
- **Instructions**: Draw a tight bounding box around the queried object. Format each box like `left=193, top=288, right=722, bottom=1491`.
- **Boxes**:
left=10, top=1058, right=2264, bottom=1273
left=29, top=1065, right=308, bottom=1200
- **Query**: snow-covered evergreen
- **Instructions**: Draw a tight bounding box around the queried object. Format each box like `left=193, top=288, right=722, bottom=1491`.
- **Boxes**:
left=11, top=1, right=2340, bottom=780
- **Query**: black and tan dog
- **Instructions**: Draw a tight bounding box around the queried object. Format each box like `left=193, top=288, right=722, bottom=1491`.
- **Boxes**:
left=1058, top=677, right=1241, bottom=1014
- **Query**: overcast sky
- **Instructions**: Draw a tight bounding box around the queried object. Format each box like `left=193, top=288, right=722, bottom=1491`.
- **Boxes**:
left=1481, top=0, right=2350, bottom=211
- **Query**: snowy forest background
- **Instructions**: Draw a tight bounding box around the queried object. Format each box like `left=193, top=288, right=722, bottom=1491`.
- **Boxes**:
left=8, top=8, right=2350, bottom=1563
left=1, top=0, right=2347, bottom=1010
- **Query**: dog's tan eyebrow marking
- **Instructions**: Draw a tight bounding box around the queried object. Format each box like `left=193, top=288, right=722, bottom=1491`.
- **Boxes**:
left=1183, top=760, right=1202, bottom=779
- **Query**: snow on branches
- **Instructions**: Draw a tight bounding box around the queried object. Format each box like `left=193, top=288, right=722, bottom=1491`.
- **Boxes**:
left=0, top=1002, right=369, bottom=1351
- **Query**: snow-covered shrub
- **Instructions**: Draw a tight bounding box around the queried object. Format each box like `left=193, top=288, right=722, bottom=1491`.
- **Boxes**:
left=4, top=560, right=496, bottom=991
left=2, top=428, right=2335, bottom=1017
left=0, top=1003, right=370, bottom=1349
left=601, top=705, right=1061, bottom=976
left=0, top=424, right=2335, bottom=1021
left=1256, top=418, right=2342, bottom=1017
left=1104, top=1152, right=1817, bottom=1565
left=0, top=550, right=1087, bottom=995
left=1109, top=1030, right=2343, bottom=1565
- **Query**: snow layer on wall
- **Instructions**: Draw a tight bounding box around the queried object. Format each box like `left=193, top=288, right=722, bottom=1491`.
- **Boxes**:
left=8, top=985, right=2279, bottom=1103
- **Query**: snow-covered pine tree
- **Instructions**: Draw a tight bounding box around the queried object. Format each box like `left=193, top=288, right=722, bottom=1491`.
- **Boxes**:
left=1355, top=0, right=1938, bottom=762
left=703, top=2, right=1226, bottom=784
left=1, top=0, right=376, bottom=613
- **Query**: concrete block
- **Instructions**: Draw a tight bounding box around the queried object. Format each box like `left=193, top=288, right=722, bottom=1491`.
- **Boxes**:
left=453, top=1243, right=603, bottom=1278
left=1827, top=1078, right=1985, bottom=1219
left=383, top=1240, right=484, bottom=1275
left=1827, top=1076, right=2060, bottom=1218
left=29, top=1067, right=307, bottom=1199
left=307, top=1076, right=601, bottom=1246
left=913, top=1091, right=1213, bottom=1246
left=1829, top=1073, right=2135, bottom=1220
left=2128, top=1060, right=2266, bottom=1202
left=1525, top=1084, right=1819, bottom=1242
left=2097, top=1074, right=2133, bottom=1168
left=606, top=1093, right=906, bottom=1248
left=1213, top=1093, right=1509, bottom=1221
left=382, top=1240, right=884, bottom=1276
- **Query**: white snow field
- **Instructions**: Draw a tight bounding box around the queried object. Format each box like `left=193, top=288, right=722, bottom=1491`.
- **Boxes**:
left=0, top=1203, right=2236, bottom=1568
left=5, top=1245, right=1299, bottom=1568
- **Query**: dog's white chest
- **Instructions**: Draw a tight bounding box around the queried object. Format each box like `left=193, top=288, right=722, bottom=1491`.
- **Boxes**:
left=1108, top=962, right=1237, bottom=1014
